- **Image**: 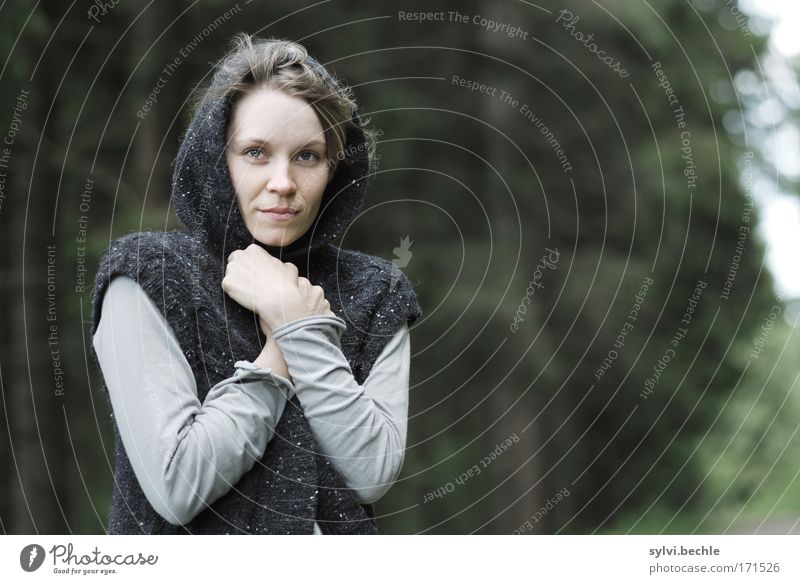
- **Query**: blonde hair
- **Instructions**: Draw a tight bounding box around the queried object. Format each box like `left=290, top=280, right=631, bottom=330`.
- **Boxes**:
left=193, top=33, right=377, bottom=174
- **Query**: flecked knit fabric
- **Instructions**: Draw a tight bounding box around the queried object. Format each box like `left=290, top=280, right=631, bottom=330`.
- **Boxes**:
left=90, top=55, right=422, bottom=535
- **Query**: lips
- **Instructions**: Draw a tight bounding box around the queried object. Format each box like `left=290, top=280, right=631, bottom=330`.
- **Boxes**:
left=258, top=207, right=299, bottom=221
left=261, top=207, right=298, bottom=214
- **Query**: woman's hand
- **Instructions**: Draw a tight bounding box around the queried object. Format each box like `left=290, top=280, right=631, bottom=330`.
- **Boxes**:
left=222, top=243, right=334, bottom=331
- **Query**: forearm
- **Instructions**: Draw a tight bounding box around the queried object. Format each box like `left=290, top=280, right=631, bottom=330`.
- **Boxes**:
left=272, top=316, right=410, bottom=504
left=94, top=275, right=292, bottom=526
left=161, top=366, right=289, bottom=523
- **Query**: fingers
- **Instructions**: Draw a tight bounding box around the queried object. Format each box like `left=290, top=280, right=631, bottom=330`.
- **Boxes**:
left=228, top=244, right=280, bottom=263
left=296, top=277, right=332, bottom=315
left=298, top=278, right=322, bottom=297
left=312, top=285, right=332, bottom=314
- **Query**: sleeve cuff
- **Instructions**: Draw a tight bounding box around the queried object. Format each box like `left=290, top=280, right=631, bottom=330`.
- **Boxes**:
left=233, top=360, right=296, bottom=400
left=271, top=315, right=347, bottom=341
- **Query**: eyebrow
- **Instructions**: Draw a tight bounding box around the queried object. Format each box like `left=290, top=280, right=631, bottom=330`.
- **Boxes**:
left=234, top=137, right=326, bottom=149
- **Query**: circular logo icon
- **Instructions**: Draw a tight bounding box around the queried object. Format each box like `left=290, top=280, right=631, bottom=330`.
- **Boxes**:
left=20, top=544, right=45, bottom=572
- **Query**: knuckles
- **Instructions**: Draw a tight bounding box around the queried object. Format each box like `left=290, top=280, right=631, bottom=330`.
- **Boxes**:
left=222, top=249, right=330, bottom=316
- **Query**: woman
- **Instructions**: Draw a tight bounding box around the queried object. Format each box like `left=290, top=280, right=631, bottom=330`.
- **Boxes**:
left=90, top=34, right=422, bottom=534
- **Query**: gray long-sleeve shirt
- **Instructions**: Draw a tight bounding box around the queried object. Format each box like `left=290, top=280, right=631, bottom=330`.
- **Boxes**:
left=92, top=275, right=410, bottom=532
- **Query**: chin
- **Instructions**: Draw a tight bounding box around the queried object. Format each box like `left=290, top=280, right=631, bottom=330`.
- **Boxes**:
left=252, top=229, right=299, bottom=248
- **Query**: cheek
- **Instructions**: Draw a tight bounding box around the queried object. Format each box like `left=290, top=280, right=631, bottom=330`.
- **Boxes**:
left=299, top=169, right=329, bottom=208
left=228, top=159, right=257, bottom=201
left=225, top=151, right=237, bottom=179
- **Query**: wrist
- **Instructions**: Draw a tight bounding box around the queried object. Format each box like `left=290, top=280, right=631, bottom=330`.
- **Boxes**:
left=259, top=311, right=315, bottom=333
left=258, top=307, right=337, bottom=334
left=256, top=304, right=303, bottom=333
left=258, top=314, right=274, bottom=335
left=254, top=338, right=291, bottom=380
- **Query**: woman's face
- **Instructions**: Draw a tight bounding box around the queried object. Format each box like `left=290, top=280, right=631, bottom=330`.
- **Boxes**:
left=226, top=88, right=332, bottom=247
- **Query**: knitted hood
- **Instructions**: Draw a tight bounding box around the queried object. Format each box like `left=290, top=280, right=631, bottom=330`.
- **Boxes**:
left=171, top=56, right=370, bottom=262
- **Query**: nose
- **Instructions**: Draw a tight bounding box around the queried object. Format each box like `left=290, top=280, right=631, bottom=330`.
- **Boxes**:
left=266, top=158, right=296, bottom=196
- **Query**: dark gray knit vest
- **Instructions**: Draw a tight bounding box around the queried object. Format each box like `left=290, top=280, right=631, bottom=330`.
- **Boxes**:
left=90, top=56, right=422, bottom=535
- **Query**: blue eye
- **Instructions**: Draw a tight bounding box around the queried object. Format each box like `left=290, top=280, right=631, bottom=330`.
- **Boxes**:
left=297, top=151, right=320, bottom=162
left=244, top=148, right=263, bottom=158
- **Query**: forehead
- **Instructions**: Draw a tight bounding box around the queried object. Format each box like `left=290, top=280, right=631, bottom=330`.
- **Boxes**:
left=227, top=88, right=324, bottom=142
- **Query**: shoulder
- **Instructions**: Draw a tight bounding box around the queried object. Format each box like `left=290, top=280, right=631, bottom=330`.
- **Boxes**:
left=91, top=230, right=199, bottom=334
left=328, top=245, right=422, bottom=328
left=329, top=246, right=408, bottom=284
left=94, top=276, right=166, bottom=343
left=97, top=230, right=198, bottom=268
left=94, top=230, right=202, bottom=282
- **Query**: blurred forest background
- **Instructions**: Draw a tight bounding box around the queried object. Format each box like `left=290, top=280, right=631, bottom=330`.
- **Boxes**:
left=1, top=0, right=800, bottom=534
